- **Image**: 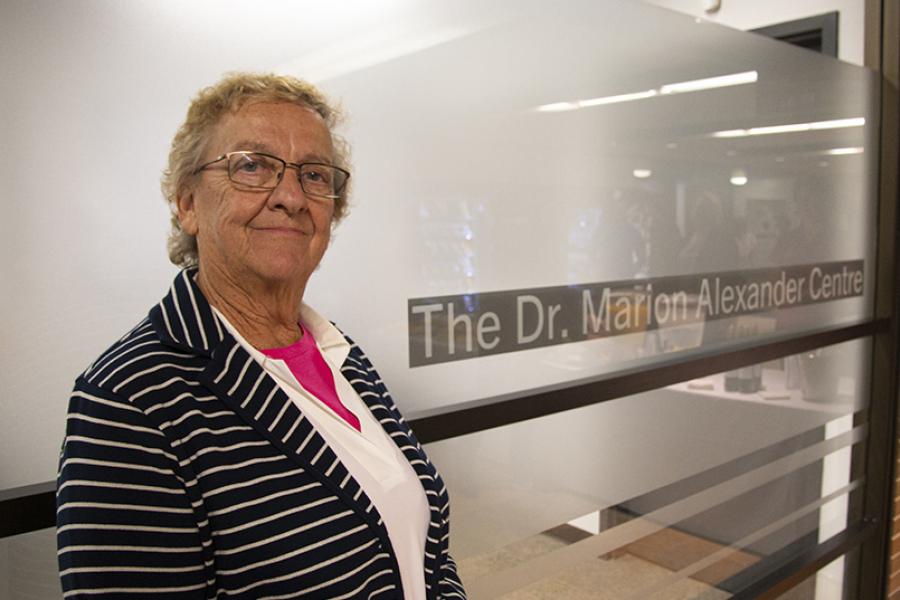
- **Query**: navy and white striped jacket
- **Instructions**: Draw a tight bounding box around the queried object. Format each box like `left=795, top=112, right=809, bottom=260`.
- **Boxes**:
left=57, top=268, right=466, bottom=599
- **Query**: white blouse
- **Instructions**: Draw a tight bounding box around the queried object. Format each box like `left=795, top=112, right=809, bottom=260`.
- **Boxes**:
left=214, top=304, right=430, bottom=600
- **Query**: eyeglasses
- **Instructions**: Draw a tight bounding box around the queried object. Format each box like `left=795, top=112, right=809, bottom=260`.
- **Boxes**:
left=194, top=151, right=350, bottom=200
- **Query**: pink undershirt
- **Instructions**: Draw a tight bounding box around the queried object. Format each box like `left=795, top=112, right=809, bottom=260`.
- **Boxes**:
left=261, top=324, right=361, bottom=431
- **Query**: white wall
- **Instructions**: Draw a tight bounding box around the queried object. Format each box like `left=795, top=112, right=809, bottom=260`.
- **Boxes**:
left=0, top=0, right=500, bottom=489
left=642, top=0, right=865, bottom=65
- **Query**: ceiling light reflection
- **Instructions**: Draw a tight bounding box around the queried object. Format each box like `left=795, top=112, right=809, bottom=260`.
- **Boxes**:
left=536, top=102, right=580, bottom=113
left=578, top=90, right=658, bottom=107
left=536, top=70, right=757, bottom=113
left=660, top=71, right=757, bottom=95
left=825, top=147, right=864, bottom=155
left=712, top=117, right=866, bottom=138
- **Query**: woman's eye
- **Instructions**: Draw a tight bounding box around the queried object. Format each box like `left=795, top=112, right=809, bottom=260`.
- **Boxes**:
left=232, top=155, right=264, bottom=172
left=232, top=154, right=278, bottom=176
left=228, top=154, right=281, bottom=187
left=302, top=168, right=331, bottom=184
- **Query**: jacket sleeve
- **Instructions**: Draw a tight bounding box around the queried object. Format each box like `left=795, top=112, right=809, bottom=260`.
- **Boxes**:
left=438, top=548, right=467, bottom=599
left=57, top=377, right=209, bottom=599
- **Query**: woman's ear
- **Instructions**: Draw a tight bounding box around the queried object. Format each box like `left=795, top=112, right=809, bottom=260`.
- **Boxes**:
left=176, top=188, right=199, bottom=236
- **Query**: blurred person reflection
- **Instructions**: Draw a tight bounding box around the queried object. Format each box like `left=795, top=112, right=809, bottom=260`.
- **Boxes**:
left=644, top=194, right=684, bottom=277
left=595, top=189, right=645, bottom=279
left=769, top=176, right=830, bottom=266
left=677, top=191, right=738, bottom=274
left=734, top=216, right=760, bottom=269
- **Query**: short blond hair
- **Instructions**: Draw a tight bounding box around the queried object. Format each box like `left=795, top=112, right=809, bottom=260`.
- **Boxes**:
left=161, top=72, right=351, bottom=267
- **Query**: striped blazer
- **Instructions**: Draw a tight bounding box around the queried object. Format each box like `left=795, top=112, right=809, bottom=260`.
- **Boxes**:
left=57, top=268, right=466, bottom=599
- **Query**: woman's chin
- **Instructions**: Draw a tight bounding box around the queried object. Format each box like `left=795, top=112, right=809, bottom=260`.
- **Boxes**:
left=252, top=260, right=315, bottom=289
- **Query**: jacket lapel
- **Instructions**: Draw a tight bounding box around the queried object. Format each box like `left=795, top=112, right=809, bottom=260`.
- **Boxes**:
left=342, top=348, right=447, bottom=594
left=149, top=269, right=394, bottom=550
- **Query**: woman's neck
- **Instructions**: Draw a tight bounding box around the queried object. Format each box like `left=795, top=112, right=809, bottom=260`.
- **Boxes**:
left=196, top=264, right=306, bottom=349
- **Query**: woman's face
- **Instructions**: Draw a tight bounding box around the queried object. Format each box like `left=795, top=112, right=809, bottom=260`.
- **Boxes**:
left=178, top=102, right=336, bottom=291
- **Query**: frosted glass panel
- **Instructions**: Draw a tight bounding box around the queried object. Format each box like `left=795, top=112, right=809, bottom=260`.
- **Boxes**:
left=0, top=529, right=59, bottom=600
left=309, top=0, right=879, bottom=414
left=426, top=337, right=868, bottom=598
left=0, top=0, right=877, bottom=490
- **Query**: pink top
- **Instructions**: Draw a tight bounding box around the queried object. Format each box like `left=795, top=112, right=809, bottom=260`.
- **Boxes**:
left=261, top=324, right=361, bottom=431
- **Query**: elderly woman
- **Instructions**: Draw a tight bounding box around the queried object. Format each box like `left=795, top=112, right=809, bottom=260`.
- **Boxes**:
left=56, top=73, right=466, bottom=600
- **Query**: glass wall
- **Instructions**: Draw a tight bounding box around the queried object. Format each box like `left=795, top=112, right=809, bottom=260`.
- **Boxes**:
left=0, top=529, right=58, bottom=600
left=312, top=0, right=878, bottom=415
left=0, top=0, right=883, bottom=598
left=316, top=5, right=880, bottom=593
left=0, top=0, right=878, bottom=495
left=427, top=338, right=868, bottom=598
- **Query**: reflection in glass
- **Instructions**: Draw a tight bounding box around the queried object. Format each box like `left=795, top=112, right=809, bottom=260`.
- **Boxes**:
left=314, top=0, right=880, bottom=413
left=0, top=528, right=58, bottom=600
left=426, top=338, right=868, bottom=598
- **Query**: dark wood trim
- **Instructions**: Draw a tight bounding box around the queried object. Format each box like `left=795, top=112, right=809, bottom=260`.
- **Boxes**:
left=410, top=320, right=884, bottom=444
left=0, top=481, right=56, bottom=538
left=857, top=1, right=900, bottom=598
left=866, top=0, right=882, bottom=69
